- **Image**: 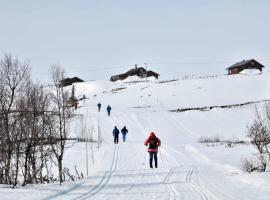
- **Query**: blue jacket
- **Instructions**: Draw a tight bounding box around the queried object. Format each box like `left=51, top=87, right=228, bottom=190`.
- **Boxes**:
left=113, top=128, right=119, bottom=136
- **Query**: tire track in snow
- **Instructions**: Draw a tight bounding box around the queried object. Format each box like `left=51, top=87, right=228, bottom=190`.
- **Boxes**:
left=73, top=145, right=120, bottom=200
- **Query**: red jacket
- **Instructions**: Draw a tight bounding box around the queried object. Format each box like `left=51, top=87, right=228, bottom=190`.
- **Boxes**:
left=144, top=132, right=161, bottom=152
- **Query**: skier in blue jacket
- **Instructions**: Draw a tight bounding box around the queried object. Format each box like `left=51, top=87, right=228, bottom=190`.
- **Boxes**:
left=97, top=102, right=101, bottom=112
left=107, top=105, right=111, bottom=116
left=121, top=126, right=128, bottom=142
left=112, top=126, right=119, bottom=144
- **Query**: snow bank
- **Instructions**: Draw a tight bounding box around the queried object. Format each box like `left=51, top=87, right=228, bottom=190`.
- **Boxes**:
left=240, top=69, right=261, bottom=75
left=116, top=75, right=157, bottom=83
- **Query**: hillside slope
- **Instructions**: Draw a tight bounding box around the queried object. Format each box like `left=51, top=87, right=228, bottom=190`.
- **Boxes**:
left=2, top=73, right=270, bottom=200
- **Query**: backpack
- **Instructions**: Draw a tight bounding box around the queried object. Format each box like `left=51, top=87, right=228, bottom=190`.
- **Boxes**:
left=149, top=137, right=158, bottom=149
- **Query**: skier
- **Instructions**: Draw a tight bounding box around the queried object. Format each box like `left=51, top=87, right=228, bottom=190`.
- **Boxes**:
left=112, top=126, right=119, bottom=144
left=121, top=126, right=128, bottom=142
left=144, top=132, right=161, bottom=168
left=107, top=105, right=111, bottom=116
left=97, top=102, right=101, bottom=112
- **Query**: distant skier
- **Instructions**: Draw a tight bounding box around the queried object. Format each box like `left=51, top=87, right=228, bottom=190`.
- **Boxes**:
left=107, top=105, right=111, bottom=116
left=144, top=132, right=161, bottom=168
left=121, top=126, right=128, bottom=142
left=112, top=126, right=120, bottom=144
left=97, top=102, right=101, bottom=112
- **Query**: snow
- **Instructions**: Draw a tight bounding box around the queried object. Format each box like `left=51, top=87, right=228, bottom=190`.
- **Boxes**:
left=1, top=72, right=270, bottom=199
left=240, top=69, right=262, bottom=75
left=116, top=75, right=157, bottom=83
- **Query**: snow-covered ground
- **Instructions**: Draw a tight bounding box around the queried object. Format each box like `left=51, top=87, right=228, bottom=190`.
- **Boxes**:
left=1, top=72, right=270, bottom=199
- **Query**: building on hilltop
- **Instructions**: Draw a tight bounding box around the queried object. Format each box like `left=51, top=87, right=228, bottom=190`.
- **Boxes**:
left=226, top=59, right=265, bottom=75
left=60, top=77, right=84, bottom=87
left=110, top=65, right=159, bottom=81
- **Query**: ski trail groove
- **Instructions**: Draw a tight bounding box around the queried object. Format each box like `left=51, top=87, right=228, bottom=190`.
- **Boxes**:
left=186, top=166, right=209, bottom=200
left=164, top=167, right=179, bottom=200
left=198, top=169, right=236, bottom=200
left=163, top=167, right=177, bottom=183
left=74, top=145, right=120, bottom=200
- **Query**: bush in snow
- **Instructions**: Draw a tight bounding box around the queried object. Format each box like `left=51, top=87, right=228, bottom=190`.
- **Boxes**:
left=198, top=135, right=221, bottom=143
left=198, top=135, right=246, bottom=147
left=240, top=158, right=263, bottom=173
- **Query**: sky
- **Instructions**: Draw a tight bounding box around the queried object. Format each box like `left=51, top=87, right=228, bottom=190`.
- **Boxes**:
left=0, top=0, right=270, bottom=83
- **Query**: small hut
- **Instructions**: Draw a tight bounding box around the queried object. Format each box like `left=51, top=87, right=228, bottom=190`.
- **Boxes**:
left=226, top=59, right=265, bottom=75
left=60, top=77, right=84, bottom=87
left=110, top=65, right=159, bottom=81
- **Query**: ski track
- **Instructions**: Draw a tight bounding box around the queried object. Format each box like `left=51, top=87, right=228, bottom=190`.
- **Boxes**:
left=72, top=145, right=120, bottom=200
left=97, top=114, right=221, bottom=200
left=185, top=166, right=210, bottom=200
left=163, top=166, right=180, bottom=200
left=41, top=112, right=242, bottom=200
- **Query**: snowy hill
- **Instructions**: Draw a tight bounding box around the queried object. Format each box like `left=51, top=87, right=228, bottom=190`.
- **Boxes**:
left=75, top=73, right=269, bottom=110
left=2, top=72, right=270, bottom=200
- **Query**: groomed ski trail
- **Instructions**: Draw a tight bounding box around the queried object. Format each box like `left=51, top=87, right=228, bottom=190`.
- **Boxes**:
left=40, top=112, right=252, bottom=200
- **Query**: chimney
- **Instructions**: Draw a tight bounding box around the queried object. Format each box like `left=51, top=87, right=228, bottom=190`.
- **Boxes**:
left=135, top=64, right=137, bottom=69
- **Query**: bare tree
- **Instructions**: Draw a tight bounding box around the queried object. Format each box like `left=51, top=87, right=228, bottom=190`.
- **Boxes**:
left=247, top=105, right=270, bottom=172
left=0, top=55, right=77, bottom=186
left=0, top=54, right=30, bottom=184
left=50, top=65, right=73, bottom=185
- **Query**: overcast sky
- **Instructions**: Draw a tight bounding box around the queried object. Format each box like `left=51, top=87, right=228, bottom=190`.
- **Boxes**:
left=1, top=0, right=270, bottom=83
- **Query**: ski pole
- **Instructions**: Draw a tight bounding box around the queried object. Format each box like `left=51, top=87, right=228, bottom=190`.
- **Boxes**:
left=159, top=147, right=165, bottom=166
left=142, top=147, right=147, bottom=166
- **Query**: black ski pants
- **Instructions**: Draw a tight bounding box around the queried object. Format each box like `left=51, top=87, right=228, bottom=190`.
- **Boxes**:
left=149, top=152, right=158, bottom=168
left=114, top=134, right=119, bottom=144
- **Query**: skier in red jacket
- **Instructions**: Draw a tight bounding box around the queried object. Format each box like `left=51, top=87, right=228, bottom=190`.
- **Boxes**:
left=144, top=132, right=161, bottom=168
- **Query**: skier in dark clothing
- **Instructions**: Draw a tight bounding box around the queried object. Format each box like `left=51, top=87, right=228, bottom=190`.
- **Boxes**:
left=97, top=102, right=101, bottom=112
left=107, top=105, right=111, bottom=116
left=112, top=126, right=119, bottom=144
left=121, top=126, right=128, bottom=142
left=144, top=132, right=161, bottom=168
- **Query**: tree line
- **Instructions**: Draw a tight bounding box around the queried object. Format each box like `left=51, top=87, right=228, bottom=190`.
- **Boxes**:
left=0, top=54, right=74, bottom=187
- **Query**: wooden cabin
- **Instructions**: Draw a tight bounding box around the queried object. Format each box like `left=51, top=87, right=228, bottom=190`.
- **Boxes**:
left=60, top=77, right=84, bottom=87
left=226, top=59, right=265, bottom=75
left=110, top=66, right=159, bottom=81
